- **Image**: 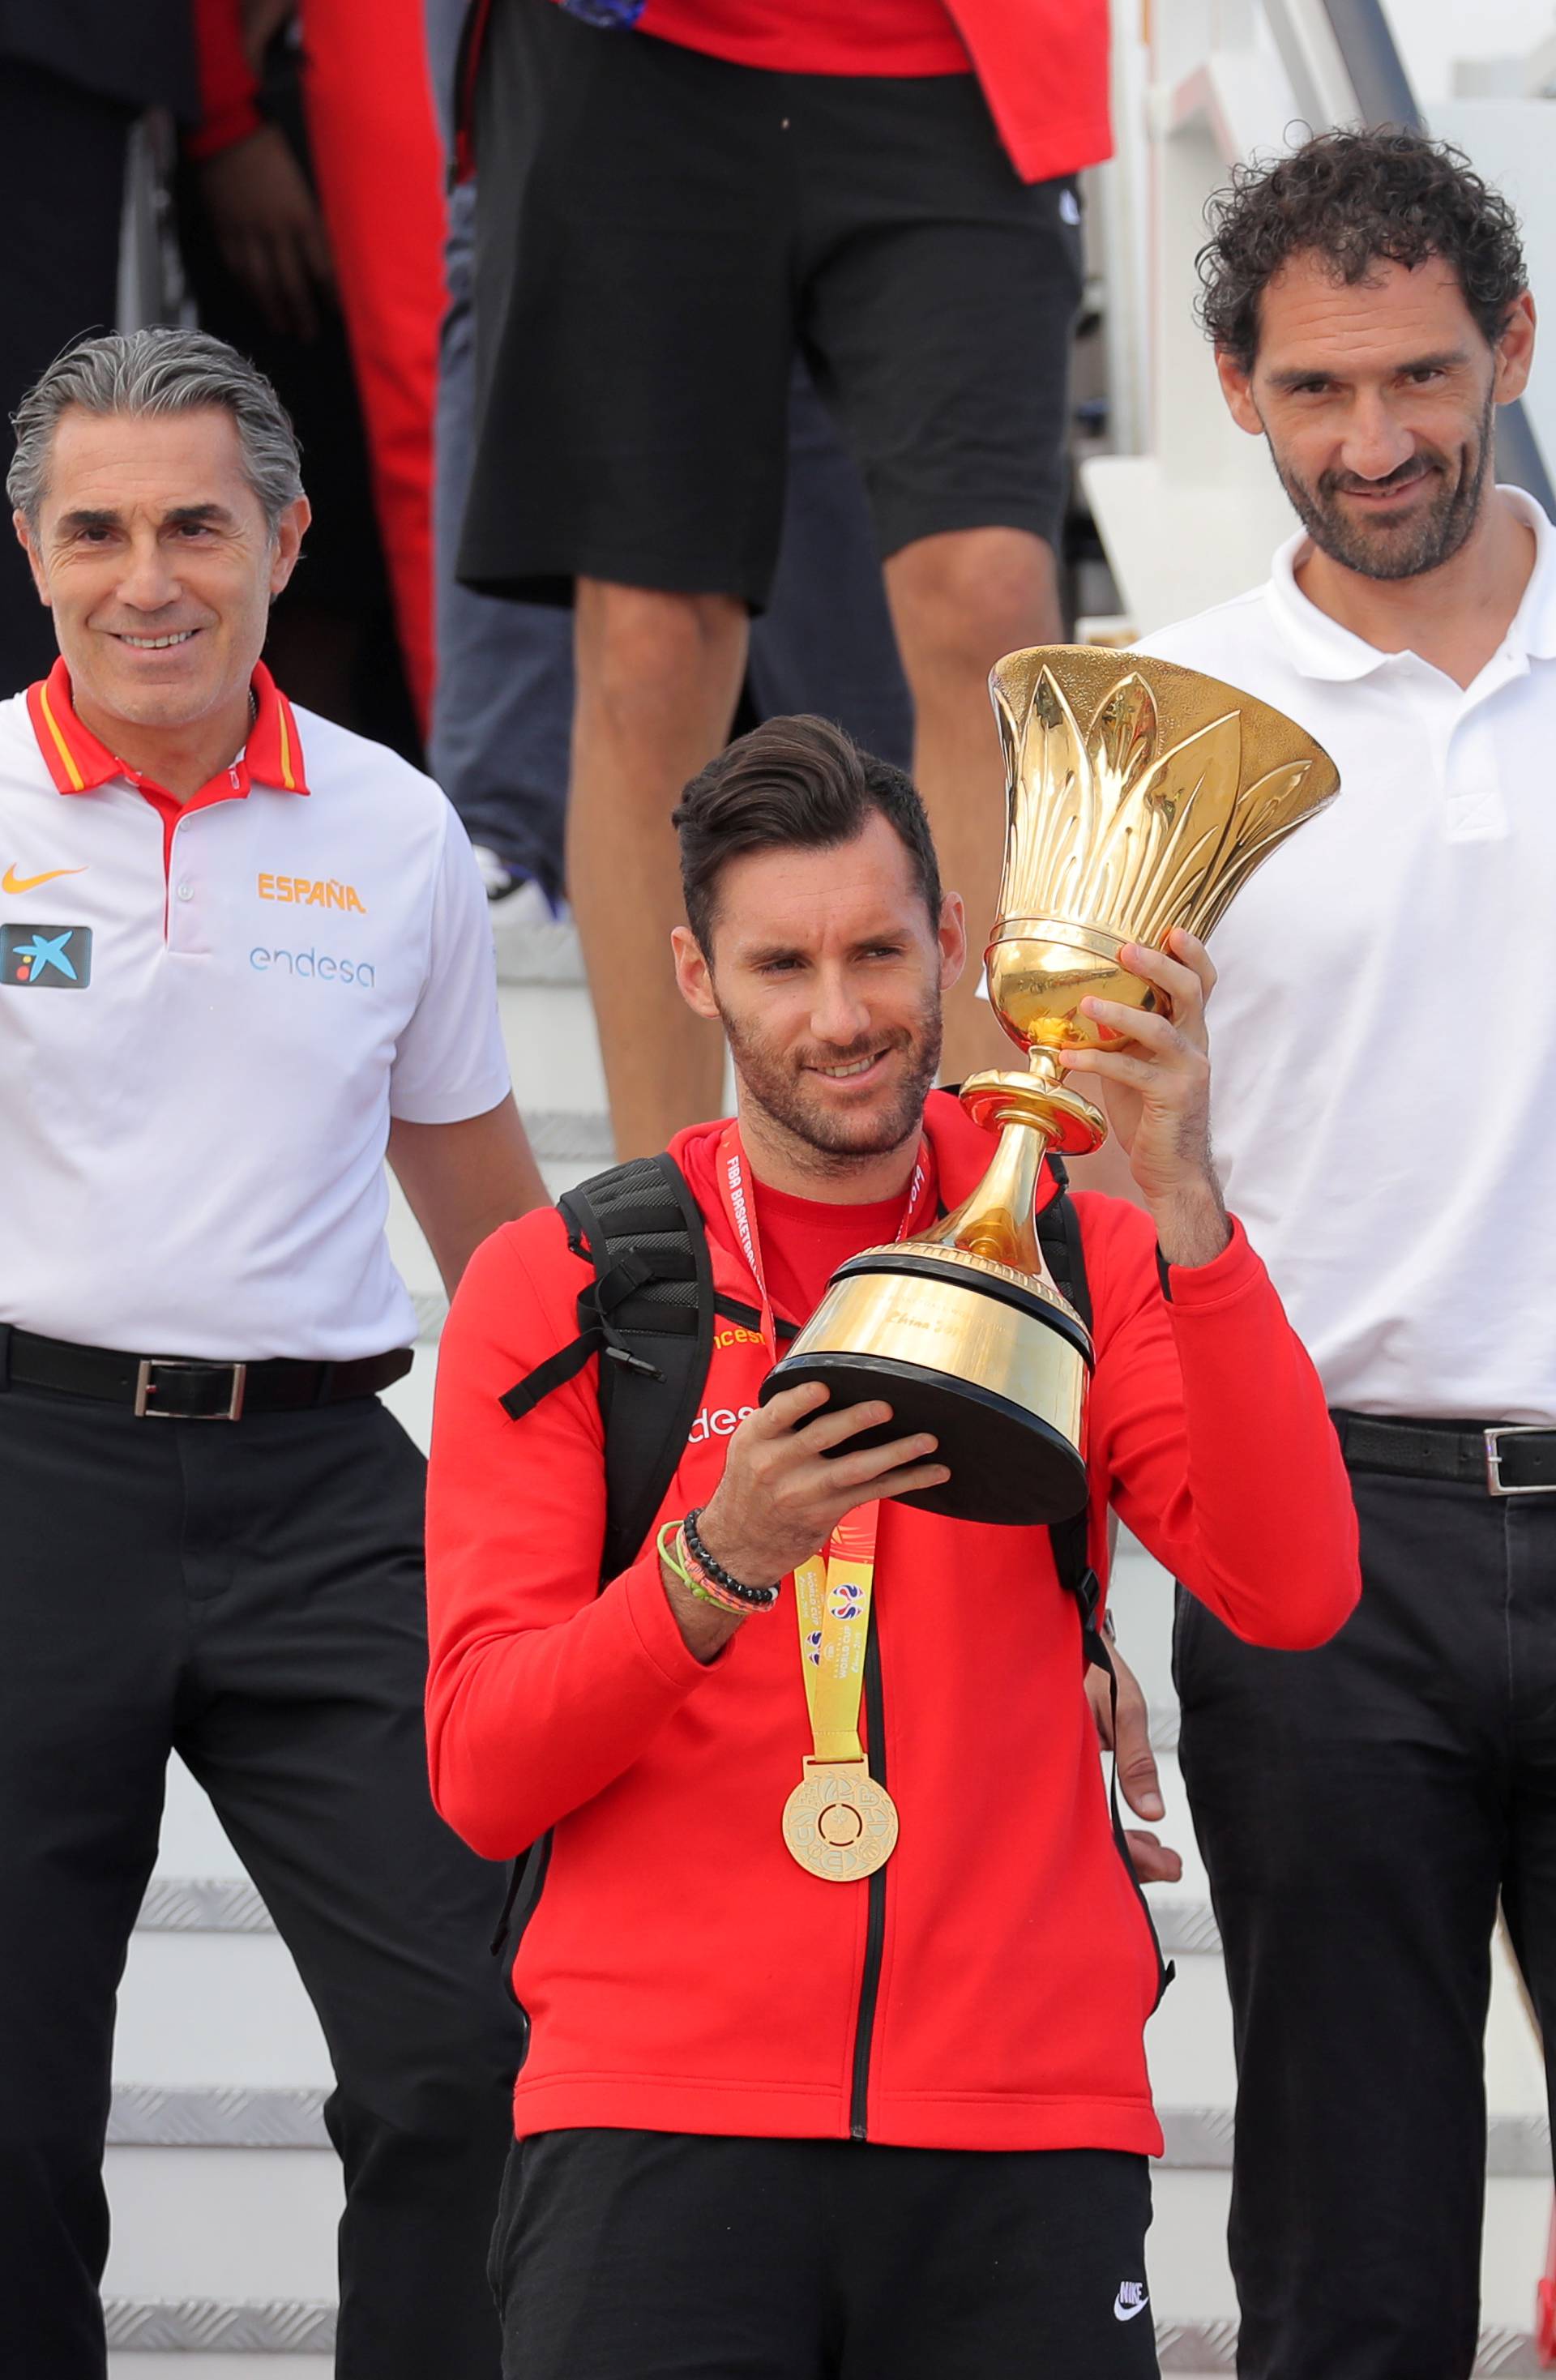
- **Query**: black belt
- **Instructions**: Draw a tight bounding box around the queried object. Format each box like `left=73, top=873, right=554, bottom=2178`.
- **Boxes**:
left=1332, top=1409, right=1556, bottom=1498
left=2, top=1328, right=414, bottom=1421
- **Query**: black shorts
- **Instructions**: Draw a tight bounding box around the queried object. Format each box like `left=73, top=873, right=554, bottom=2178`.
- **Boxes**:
left=488, top=2129, right=1160, bottom=2378
left=461, top=0, right=1084, bottom=609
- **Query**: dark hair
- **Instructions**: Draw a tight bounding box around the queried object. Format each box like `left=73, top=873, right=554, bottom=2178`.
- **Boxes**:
left=1197, top=126, right=1527, bottom=373
left=672, top=715, right=942, bottom=955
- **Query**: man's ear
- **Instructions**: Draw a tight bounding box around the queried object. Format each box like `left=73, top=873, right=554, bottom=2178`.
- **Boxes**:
left=1494, top=289, right=1537, bottom=406
left=671, top=923, right=720, bottom=1022
left=1215, top=347, right=1264, bottom=438
left=268, top=494, right=311, bottom=598
left=13, top=511, right=50, bottom=607
left=937, top=890, right=967, bottom=993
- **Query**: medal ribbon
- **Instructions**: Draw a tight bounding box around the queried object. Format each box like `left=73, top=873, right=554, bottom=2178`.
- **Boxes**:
left=715, top=1126, right=936, bottom=1770
left=793, top=1517, right=878, bottom=1762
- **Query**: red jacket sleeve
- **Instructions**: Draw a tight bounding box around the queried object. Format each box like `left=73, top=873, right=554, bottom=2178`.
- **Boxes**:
left=1084, top=1199, right=1359, bottom=1648
left=425, top=1215, right=725, bottom=1861
left=187, top=0, right=263, bottom=161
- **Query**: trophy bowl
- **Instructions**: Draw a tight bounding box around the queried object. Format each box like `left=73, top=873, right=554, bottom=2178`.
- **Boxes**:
left=760, top=647, right=1340, bottom=1527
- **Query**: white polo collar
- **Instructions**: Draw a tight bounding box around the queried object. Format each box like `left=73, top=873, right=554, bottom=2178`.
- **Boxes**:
left=1264, top=484, right=1556, bottom=681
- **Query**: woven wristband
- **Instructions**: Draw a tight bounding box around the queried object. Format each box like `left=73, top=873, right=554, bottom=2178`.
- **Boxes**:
left=680, top=1530, right=779, bottom=1615
left=683, top=1564, right=756, bottom=1619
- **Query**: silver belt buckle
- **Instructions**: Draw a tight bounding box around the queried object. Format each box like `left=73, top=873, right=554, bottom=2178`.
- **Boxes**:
left=1484, top=1424, right=1556, bottom=1497
left=134, top=1357, right=248, bottom=1421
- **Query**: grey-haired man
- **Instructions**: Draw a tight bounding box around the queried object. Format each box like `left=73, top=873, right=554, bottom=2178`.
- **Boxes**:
left=0, top=327, right=540, bottom=2378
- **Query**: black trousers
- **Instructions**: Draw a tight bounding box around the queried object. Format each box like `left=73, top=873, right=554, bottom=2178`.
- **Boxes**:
left=0, top=61, right=135, bottom=690
left=489, top=2129, right=1160, bottom=2378
left=1177, top=1459, right=1556, bottom=2379
left=0, top=1373, right=520, bottom=2378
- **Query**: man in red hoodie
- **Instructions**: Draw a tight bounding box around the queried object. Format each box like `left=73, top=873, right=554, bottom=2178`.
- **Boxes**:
left=426, top=714, right=1359, bottom=2377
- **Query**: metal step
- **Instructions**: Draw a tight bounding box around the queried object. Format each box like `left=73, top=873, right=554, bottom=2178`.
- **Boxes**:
left=511, top=1106, right=613, bottom=1168
left=1157, top=2329, right=1550, bottom=2378
left=110, top=2090, right=326, bottom=2151
left=139, top=1878, right=271, bottom=1932
left=110, top=2359, right=330, bottom=2379
left=109, top=2303, right=334, bottom=2355
left=492, top=917, right=584, bottom=987
left=100, top=2305, right=1556, bottom=2373
left=103, top=2165, right=1553, bottom=2348
left=101, top=2079, right=1555, bottom=2179
left=133, top=1870, right=1218, bottom=1946
left=133, top=1861, right=1209, bottom=1941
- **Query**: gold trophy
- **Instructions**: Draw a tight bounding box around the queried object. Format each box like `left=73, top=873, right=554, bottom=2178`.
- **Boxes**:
left=760, top=647, right=1340, bottom=1526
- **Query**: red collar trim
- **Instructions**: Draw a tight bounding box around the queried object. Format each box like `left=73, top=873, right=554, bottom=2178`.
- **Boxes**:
left=24, top=659, right=310, bottom=799
left=245, top=662, right=310, bottom=794
left=27, top=660, right=116, bottom=793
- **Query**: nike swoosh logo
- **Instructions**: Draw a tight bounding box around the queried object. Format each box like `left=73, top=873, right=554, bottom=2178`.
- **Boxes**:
left=3, top=865, right=85, bottom=894
left=1114, top=2293, right=1150, bottom=2322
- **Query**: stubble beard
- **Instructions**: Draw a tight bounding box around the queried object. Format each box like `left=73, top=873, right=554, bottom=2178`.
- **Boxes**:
left=1267, top=385, right=1494, bottom=582
left=719, top=997, right=943, bottom=1177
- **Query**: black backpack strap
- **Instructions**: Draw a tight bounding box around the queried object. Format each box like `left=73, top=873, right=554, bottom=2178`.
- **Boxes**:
left=498, top=1331, right=598, bottom=1421
left=714, top=1293, right=798, bottom=1344
left=498, top=1152, right=717, bottom=1585
left=558, top=1152, right=716, bottom=1585
left=1035, top=1152, right=1090, bottom=1326
left=490, top=1154, right=718, bottom=1964
left=1038, top=1156, right=1173, bottom=2010
left=1037, top=1152, right=1097, bottom=1660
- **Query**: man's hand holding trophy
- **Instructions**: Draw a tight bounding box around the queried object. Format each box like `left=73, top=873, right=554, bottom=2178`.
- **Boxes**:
left=1059, top=923, right=1225, bottom=1259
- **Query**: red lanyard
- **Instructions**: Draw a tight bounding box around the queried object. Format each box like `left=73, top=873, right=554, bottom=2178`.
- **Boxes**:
left=713, top=1122, right=936, bottom=1363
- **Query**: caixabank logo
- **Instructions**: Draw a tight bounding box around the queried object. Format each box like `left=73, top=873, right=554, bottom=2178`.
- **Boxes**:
left=0, top=922, right=92, bottom=989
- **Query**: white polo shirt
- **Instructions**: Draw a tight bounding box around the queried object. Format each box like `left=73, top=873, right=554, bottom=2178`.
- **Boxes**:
left=0, top=661, right=511, bottom=1361
left=1136, top=488, right=1556, bottom=1423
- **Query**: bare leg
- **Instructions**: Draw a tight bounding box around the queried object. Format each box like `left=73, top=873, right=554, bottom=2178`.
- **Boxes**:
left=884, top=528, right=1063, bottom=1085
left=568, top=580, right=748, bottom=1159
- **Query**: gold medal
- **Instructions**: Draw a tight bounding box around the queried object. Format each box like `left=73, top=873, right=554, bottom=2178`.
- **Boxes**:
left=784, top=1529, right=896, bottom=1879
left=713, top=1127, right=927, bottom=1891
left=783, top=1758, right=899, bottom=1882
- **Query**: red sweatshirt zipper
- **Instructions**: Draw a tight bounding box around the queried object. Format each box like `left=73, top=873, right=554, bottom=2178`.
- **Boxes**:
left=848, top=1609, right=889, bottom=2139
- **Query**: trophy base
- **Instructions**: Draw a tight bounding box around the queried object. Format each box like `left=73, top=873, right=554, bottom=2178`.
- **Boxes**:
left=760, top=1246, right=1092, bottom=1528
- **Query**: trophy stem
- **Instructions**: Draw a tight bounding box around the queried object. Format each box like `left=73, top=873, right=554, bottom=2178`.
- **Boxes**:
left=928, top=1109, right=1053, bottom=1276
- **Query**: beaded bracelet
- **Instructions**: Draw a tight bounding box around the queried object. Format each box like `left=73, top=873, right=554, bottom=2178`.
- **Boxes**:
left=684, top=1532, right=780, bottom=1614
left=682, top=1507, right=780, bottom=1609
